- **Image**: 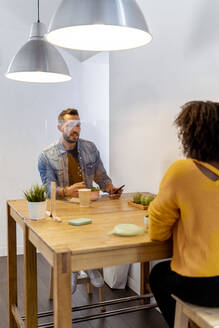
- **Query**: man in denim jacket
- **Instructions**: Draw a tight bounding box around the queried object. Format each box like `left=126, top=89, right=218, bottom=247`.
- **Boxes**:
left=38, top=108, right=123, bottom=293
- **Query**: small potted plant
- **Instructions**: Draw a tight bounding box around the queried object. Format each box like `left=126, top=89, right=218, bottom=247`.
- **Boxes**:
left=90, top=187, right=100, bottom=201
left=24, top=184, right=47, bottom=220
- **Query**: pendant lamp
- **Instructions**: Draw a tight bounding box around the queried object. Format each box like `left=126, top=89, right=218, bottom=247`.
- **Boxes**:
left=5, top=1, right=71, bottom=83
left=46, top=0, right=152, bottom=51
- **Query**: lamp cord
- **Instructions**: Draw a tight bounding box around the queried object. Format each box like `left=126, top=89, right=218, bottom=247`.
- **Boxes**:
left=37, top=0, right=40, bottom=22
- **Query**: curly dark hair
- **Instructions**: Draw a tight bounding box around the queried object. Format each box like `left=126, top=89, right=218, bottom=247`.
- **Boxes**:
left=174, top=101, right=219, bottom=161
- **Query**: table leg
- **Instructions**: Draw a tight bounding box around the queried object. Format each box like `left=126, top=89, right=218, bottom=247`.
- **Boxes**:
left=24, top=226, right=38, bottom=328
left=140, top=262, right=151, bottom=305
left=53, top=250, right=72, bottom=328
left=7, top=203, right=18, bottom=328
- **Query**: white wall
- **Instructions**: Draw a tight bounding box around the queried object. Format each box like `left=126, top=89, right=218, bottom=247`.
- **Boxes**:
left=109, top=0, right=219, bottom=294
left=0, top=4, right=109, bottom=256
left=0, top=49, right=82, bottom=255
left=0, top=0, right=81, bottom=256
left=80, top=52, right=110, bottom=174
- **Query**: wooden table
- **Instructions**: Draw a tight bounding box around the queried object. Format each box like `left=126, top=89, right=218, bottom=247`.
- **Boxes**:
left=7, top=194, right=172, bottom=328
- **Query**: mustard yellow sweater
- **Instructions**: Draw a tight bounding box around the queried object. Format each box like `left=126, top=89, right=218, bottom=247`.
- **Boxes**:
left=148, top=159, right=219, bottom=277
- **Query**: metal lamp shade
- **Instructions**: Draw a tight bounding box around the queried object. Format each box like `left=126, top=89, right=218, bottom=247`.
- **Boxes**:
left=6, top=23, right=71, bottom=83
left=46, top=0, right=152, bottom=51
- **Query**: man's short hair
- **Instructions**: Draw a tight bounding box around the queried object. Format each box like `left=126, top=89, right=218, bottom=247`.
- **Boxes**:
left=58, top=108, right=79, bottom=123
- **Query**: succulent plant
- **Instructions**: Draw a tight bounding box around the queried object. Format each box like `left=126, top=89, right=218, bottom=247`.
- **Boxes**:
left=133, top=193, right=156, bottom=205
left=141, top=195, right=156, bottom=206
left=133, top=192, right=142, bottom=204
left=24, top=184, right=47, bottom=202
left=140, top=195, right=148, bottom=205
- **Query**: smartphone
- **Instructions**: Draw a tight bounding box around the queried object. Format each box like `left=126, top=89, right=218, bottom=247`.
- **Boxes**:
left=113, top=184, right=125, bottom=194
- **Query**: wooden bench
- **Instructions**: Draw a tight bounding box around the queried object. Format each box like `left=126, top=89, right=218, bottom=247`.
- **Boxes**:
left=173, top=295, right=219, bottom=328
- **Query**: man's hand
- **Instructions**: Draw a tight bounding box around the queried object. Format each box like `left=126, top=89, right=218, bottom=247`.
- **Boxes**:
left=105, top=183, right=123, bottom=199
left=65, top=181, right=85, bottom=197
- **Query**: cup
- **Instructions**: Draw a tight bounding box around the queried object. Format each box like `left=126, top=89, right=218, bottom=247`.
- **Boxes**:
left=144, top=215, right=149, bottom=232
left=78, top=189, right=91, bottom=207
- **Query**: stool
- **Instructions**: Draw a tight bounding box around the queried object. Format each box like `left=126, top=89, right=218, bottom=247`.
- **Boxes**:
left=172, top=295, right=219, bottom=328
left=49, top=268, right=106, bottom=312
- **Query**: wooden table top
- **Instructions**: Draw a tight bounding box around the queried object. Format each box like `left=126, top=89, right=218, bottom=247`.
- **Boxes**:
left=8, top=193, right=172, bottom=270
left=8, top=195, right=151, bottom=252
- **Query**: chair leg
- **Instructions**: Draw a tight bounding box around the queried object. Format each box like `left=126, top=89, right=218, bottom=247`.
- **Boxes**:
left=49, top=267, right=54, bottom=300
left=87, top=282, right=93, bottom=294
left=99, top=286, right=106, bottom=312
left=140, top=262, right=150, bottom=305
left=174, top=300, right=189, bottom=328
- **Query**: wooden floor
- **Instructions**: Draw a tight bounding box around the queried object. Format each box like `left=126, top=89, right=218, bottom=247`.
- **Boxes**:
left=0, top=254, right=168, bottom=328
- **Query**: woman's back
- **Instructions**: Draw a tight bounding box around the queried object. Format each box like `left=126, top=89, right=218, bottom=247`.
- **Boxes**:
left=148, top=158, right=219, bottom=277
left=149, top=101, right=219, bottom=328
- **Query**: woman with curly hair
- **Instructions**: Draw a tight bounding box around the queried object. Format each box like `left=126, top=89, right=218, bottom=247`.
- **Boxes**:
left=148, top=101, right=219, bottom=328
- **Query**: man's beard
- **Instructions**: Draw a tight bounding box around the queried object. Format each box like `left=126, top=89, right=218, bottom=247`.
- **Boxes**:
left=63, top=132, right=79, bottom=144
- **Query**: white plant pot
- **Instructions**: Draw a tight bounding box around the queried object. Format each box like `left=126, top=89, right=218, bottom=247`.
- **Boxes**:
left=28, top=201, right=47, bottom=220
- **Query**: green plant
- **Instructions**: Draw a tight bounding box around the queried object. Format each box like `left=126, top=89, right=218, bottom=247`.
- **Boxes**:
left=140, top=195, right=148, bottom=206
left=141, top=195, right=156, bottom=206
left=133, top=192, right=142, bottom=204
left=24, top=184, right=47, bottom=202
left=133, top=193, right=156, bottom=206
left=91, top=187, right=100, bottom=192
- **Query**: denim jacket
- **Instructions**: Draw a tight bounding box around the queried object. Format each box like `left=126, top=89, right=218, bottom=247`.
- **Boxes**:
left=38, top=138, right=112, bottom=198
